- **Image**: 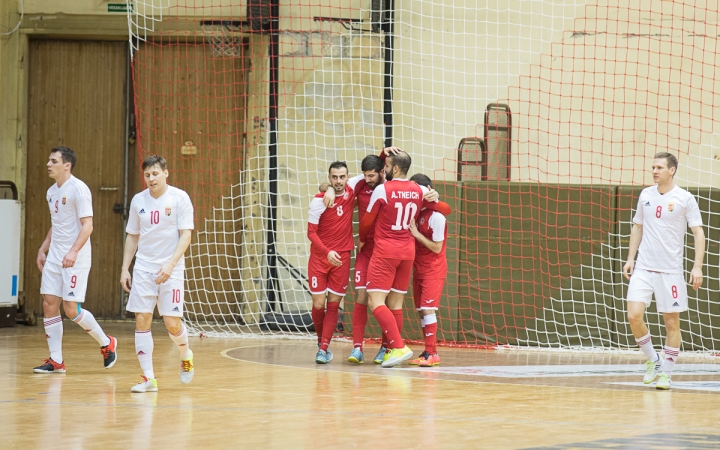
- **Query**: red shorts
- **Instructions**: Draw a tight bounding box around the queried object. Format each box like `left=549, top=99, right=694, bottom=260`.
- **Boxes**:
left=353, top=250, right=370, bottom=291
left=308, top=251, right=351, bottom=296
left=413, top=277, right=445, bottom=310
left=367, top=257, right=413, bottom=294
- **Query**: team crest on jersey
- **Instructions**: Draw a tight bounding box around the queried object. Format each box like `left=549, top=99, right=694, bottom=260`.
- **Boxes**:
left=61, top=196, right=67, bottom=205
left=668, top=202, right=674, bottom=212
left=165, top=206, right=172, bottom=216
left=343, top=192, right=349, bottom=200
left=420, top=217, right=426, bottom=225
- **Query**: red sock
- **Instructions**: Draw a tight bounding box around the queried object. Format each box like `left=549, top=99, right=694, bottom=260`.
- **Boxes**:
left=373, top=305, right=404, bottom=349
left=391, top=309, right=403, bottom=335
left=352, top=304, right=368, bottom=350
left=320, top=302, right=340, bottom=351
left=424, top=322, right=438, bottom=354
left=311, top=307, right=325, bottom=344
left=381, top=331, right=388, bottom=348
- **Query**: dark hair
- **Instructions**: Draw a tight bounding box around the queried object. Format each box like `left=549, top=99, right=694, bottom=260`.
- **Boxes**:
left=142, top=155, right=168, bottom=171
left=51, top=146, right=77, bottom=171
left=361, top=155, right=384, bottom=173
left=328, top=160, right=348, bottom=174
left=654, top=152, right=678, bottom=174
left=388, top=151, right=411, bottom=175
left=410, top=173, right=433, bottom=189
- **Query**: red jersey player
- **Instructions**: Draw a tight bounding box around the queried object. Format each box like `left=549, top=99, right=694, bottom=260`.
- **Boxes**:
left=359, top=149, right=430, bottom=367
left=407, top=173, right=448, bottom=367
left=307, top=161, right=363, bottom=364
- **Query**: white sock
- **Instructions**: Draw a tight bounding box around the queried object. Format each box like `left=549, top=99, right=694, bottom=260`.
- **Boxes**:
left=635, top=333, right=658, bottom=362
left=168, top=324, right=190, bottom=360
left=43, top=316, right=64, bottom=363
left=135, top=330, right=155, bottom=379
left=661, top=346, right=680, bottom=375
left=424, top=313, right=438, bottom=325
left=420, top=317, right=426, bottom=327
left=72, top=309, right=111, bottom=347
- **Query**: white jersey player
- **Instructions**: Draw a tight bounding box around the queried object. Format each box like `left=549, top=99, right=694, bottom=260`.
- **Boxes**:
left=623, top=152, right=705, bottom=390
left=34, top=146, right=117, bottom=374
left=121, top=156, right=194, bottom=393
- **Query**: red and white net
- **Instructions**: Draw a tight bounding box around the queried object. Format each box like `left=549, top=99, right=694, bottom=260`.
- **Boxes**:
left=126, top=0, right=720, bottom=351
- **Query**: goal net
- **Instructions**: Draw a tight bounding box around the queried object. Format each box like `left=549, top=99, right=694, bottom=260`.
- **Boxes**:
left=126, top=0, right=720, bottom=351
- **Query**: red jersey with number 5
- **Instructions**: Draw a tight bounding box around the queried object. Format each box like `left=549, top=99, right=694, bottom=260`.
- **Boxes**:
left=366, top=179, right=424, bottom=261
left=307, top=178, right=360, bottom=255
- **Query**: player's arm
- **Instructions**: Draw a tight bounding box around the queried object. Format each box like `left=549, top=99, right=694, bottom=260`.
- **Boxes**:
left=62, top=216, right=93, bottom=268
left=689, top=225, right=705, bottom=290
left=155, top=229, right=192, bottom=284
left=409, top=218, right=443, bottom=253
left=120, top=233, right=139, bottom=292
left=623, top=223, right=643, bottom=280
left=37, top=228, right=52, bottom=272
left=424, top=200, right=452, bottom=216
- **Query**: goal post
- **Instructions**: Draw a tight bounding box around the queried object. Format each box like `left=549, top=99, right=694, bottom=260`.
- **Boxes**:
left=125, top=0, right=720, bottom=352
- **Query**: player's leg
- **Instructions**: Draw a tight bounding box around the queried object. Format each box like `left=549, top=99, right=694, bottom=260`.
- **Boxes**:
left=367, top=257, right=403, bottom=358
left=380, top=259, right=414, bottom=368
left=626, top=269, right=662, bottom=383
left=308, top=254, right=330, bottom=347
left=417, top=278, right=444, bottom=367
left=126, top=269, right=158, bottom=392
left=317, top=252, right=350, bottom=363
left=159, top=278, right=193, bottom=384
left=348, top=251, right=369, bottom=363
left=656, top=273, right=686, bottom=390
left=409, top=278, right=428, bottom=365
left=132, top=312, right=158, bottom=392
left=60, top=266, right=116, bottom=368
left=35, top=262, right=66, bottom=373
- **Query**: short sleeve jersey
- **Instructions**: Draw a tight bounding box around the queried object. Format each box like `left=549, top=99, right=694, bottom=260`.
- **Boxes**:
left=367, top=179, right=426, bottom=261
left=46, top=176, right=93, bottom=268
left=633, top=185, right=703, bottom=273
left=354, top=179, right=378, bottom=255
left=307, top=175, right=362, bottom=255
left=413, top=209, right=448, bottom=278
left=126, top=186, right=194, bottom=279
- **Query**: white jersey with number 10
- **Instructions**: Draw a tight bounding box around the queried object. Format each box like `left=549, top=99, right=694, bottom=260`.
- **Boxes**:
left=126, top=186, right=194, bottom=280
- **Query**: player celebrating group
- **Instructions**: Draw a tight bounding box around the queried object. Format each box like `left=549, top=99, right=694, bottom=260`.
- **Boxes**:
left=34, top=147, right=117, bottom=374
left=623, top=152, right=705, bottom=390
left=407, top=173, right=448, bottom=367
left=121, top=156, right=195, bottom=392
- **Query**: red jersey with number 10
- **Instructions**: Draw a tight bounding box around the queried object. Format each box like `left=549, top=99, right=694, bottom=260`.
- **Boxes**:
left=366, top=179, right=425, bottom=261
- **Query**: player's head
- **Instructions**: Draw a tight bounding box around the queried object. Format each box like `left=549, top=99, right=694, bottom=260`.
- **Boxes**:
left=47, top=146, right=76, bottom=179
left=652, top=152, right=678, bottom=183
left=328, top=161, right=349, bottom=193
left=410, top=173, right=433, bottom=190
left=384, top=150, right=411, bottom=181
left=142, top=155, right=169, bottom=193
left=361, top=155, right=384, bottom=189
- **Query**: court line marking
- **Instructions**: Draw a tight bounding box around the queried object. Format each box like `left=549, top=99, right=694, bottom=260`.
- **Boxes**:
left=219, top=344, right=720, bottom=395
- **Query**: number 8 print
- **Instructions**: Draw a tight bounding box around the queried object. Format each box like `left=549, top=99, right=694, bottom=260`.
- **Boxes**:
left=671, top=285, right=678, bottom=299
left=656, top=206, right=662, bottom=218
left=311, top=276, right=318, bottom=289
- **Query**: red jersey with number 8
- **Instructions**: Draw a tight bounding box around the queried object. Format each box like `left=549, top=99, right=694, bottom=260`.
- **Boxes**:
left=307, top=177, right=361, bottom=255
left=366, top=179, right=424, bottom=261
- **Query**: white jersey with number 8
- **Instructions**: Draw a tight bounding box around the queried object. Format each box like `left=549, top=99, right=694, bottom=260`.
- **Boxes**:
left=632, top=185, right=703, bottom=274
left=126, top=186, right=194, bottom=280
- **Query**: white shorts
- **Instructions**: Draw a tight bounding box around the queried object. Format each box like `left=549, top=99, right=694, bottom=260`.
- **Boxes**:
left=126, top=269, right=185, bottom=317
left=40, top=261, right=90, bottom=302
left=626, top=269, right=688, bottom=313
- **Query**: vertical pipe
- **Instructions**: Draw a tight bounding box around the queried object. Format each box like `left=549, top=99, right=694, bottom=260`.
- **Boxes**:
left=265, top=1, right=281, bottom=312
left=383, top=0, right=396, bottom=148
left=120, top=44, right=131, bottom=317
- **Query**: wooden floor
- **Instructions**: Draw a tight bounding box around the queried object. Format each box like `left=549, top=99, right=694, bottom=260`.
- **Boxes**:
left=2, top=322, right=720, bottom=449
